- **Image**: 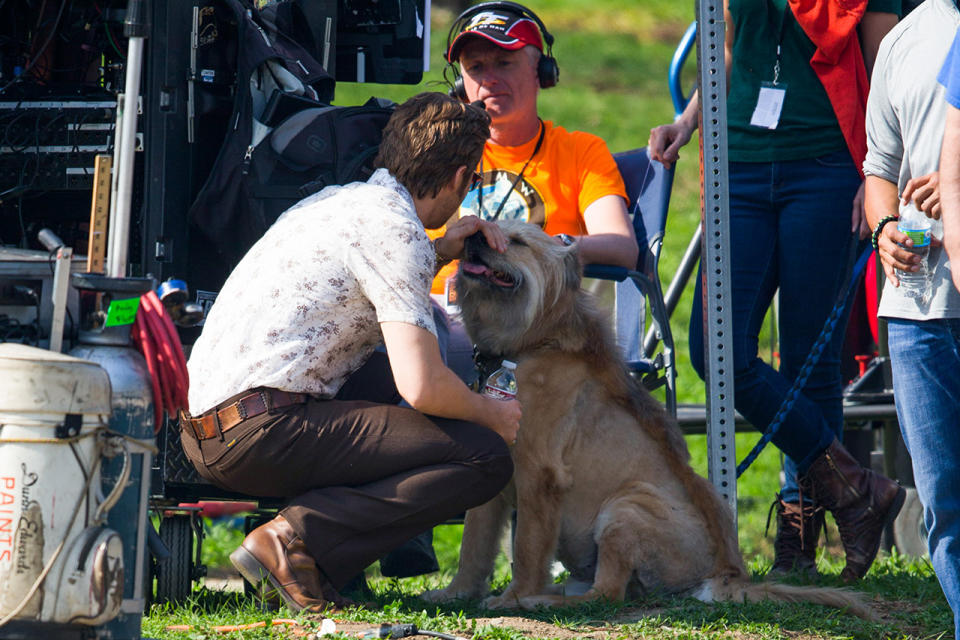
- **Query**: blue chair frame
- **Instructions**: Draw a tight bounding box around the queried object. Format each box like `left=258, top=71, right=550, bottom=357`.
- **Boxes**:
left=579, top=20, right=694, bottom=417
left=584, top=148, right=677, bottom=416
left=670, top=22, right=698, bottom=119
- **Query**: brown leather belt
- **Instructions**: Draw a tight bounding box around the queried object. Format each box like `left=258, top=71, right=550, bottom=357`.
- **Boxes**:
left=181, top=388, right=308, bottom=441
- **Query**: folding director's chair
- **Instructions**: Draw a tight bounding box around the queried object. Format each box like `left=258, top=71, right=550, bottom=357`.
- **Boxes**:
left=584, top=148, right=677, bottom=416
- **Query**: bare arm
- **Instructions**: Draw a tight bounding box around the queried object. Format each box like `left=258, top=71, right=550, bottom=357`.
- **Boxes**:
left=851, top=181, right=869, bottom=239
left=940, top=104, right=960, bottom=293
left=864, top=175, right=898, bottom=230
left=859, top=12, right=899, bottom=78
left=648, top=90, right=698, bottom=170
left=575, top=195, right=639, bottom=268
left=380, top=321, right=521, bottom=443
left=649, top=0, right=733, bottom=169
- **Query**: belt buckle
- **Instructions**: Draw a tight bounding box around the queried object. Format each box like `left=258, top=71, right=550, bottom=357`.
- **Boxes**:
left=213, top=406, right=226, bottom=441
left=235, top=397, right=249, bottom=420
left=179, top=409, right=202, bottom=441
left=258, top=389, right=271, bottom=413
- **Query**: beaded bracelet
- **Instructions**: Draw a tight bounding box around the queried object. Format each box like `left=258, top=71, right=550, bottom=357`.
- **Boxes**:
left=871, top=214, right=899, bottom=250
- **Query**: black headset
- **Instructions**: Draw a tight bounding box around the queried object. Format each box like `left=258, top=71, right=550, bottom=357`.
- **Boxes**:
left=445, top=1, right=559, bottom=101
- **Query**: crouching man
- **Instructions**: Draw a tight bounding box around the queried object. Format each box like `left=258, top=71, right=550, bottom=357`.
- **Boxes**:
left=181, top=92, right=520, bottom=611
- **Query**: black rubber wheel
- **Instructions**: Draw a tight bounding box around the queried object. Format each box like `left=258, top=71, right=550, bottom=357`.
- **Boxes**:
left=893, top=487, right=928, bottom=558
left=156, top=515, right=194, bottom=603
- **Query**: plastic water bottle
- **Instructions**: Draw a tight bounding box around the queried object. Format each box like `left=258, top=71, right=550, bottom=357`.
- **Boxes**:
left=895, top=203, right=933, bottom=305
left=482, top=360, right=518, bottom=401
left=443, top=274, right=461, bottom=317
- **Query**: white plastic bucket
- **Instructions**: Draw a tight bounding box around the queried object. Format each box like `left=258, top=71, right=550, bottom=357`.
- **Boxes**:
left=0, top=344, right=123, bottom=625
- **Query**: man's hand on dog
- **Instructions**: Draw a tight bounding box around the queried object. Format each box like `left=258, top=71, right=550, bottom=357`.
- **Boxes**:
left=435, top=215, right=508, bottom=261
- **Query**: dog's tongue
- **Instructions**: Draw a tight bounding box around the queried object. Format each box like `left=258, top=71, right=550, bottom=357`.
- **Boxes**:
left=462, top=261, right=492, bottom=278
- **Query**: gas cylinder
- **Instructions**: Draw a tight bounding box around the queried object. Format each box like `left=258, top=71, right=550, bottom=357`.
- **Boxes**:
left=0, top=344, right=125, bottom=638
left=69, top=274, right=155, bottom=640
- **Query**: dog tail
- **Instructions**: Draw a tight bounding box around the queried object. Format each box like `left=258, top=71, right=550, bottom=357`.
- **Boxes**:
left=696, top=575, right=878, bottom=621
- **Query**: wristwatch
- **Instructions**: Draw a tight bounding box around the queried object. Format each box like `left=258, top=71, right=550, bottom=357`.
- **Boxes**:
left=556, top=233, right=576, bottom=247
left=433, top=240, right=453, bottom=268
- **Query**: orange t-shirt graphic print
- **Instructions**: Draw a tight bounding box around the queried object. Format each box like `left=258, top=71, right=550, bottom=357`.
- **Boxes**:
left=463, top=167, right=547, bottom=227
left=430, top=120, right=627, bottom=294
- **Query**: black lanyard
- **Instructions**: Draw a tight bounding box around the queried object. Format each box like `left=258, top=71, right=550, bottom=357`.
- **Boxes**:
left=478, top=119, right=546, bottom=221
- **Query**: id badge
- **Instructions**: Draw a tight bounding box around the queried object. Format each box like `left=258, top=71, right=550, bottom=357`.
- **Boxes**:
left=749, top=82, right=787, bottom=130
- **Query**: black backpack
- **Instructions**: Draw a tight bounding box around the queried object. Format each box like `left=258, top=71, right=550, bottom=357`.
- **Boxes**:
left=188, top=0, right=393, bottom=265
left=239, top=98, right=394, bottom=236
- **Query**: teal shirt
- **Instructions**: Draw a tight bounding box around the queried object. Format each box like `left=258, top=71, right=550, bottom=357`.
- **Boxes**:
left=727, top=0, right=901, bottom=163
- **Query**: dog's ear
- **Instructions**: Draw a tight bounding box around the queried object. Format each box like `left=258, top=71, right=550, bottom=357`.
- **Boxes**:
left=563, top=246, right=582, bottom=290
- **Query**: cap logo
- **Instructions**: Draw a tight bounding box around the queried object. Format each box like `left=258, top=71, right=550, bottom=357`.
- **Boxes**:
left=465, top=11, right=509, bottom=29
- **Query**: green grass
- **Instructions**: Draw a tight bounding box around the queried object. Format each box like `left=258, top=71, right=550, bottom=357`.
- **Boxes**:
left=157, top=430, right=951, bottom=640
left=149, top=532, right=952, bottom=639
left=142, top=2, right=953, bottom=638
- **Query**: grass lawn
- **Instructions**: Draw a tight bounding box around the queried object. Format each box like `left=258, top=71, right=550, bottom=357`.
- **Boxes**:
left=146, top=432, right=953, bottom=638
left=142, top=1, right=953, bottom=638
left=146, top=513, right=951, bottom=639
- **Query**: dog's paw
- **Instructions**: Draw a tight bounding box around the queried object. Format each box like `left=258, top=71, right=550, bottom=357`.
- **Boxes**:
left=420, top=586, right=480, bottom=603
left=482, top=590, right=522, bottom=610
left=419, top=587, right=455, bottom=603
left=516, top=594, right=557, bottom=609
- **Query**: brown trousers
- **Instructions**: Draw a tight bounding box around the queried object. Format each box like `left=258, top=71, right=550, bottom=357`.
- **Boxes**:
left=181, top=352, right=513, bottom=588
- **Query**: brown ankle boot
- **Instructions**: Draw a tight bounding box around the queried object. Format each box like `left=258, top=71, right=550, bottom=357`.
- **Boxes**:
left=230, top=515, right=336, bottom=612
left=769, top=496, right=824, bottom=576
left=801, top=439, right=906, bottom=582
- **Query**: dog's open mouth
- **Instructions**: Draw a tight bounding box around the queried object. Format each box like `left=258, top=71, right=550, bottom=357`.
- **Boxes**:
left=461, top=259, right=517, bottom=288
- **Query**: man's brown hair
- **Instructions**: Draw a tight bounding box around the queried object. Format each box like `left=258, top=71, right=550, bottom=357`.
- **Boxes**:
left=376, top=92, right=490, bottom=199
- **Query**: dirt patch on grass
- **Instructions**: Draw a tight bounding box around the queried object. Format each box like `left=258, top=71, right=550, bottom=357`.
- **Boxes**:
left=871, top=597, right=934, bottom=638
left=327, top=616, right=620, bottom=639
left=325, top=612, right=845, bottom=640
left=324, top=597, right=930, bottom=639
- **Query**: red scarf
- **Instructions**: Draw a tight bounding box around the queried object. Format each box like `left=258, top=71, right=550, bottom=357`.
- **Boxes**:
left=788, top=0, right=869, bottom=178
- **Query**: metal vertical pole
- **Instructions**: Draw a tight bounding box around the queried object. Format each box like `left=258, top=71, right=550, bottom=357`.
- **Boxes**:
left=696, top=0, right=738, bottom=519
left=48, top=246, right=73, bottom=353
left=107, top=0, right=148, bottom=278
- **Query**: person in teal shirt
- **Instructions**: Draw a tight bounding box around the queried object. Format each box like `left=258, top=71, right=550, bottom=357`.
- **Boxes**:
left=649, top=0, right=902, bottom=580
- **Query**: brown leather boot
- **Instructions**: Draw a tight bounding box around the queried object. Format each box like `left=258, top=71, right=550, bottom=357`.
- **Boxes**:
left=768, top=496, right=824, bottom=576
left=801, top=439, right=906, bottom=582
left=230, top=515, right=335, bottom=612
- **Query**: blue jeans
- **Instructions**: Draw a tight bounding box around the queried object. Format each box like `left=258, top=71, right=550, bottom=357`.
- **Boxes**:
left=887, top=318, right=960, bottom=637
left=690, top=151, right=861, bottom=491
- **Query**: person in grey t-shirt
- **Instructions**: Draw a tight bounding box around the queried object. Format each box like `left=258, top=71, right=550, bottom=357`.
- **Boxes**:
left=863, top=1, right=960, bottom=635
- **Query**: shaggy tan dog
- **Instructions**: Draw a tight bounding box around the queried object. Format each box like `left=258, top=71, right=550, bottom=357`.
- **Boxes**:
left=423, top=221, right=873, bottom=618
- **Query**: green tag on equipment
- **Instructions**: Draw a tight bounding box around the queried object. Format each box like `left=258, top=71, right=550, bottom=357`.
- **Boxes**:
left=104, top=297, right=141, bottom=327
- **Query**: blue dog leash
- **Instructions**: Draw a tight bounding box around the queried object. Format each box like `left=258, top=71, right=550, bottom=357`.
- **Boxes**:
left=736, top=243, right=875, bottom=478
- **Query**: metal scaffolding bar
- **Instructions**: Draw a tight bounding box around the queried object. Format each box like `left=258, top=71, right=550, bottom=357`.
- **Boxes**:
left=696, top=0, right=738, bottom=519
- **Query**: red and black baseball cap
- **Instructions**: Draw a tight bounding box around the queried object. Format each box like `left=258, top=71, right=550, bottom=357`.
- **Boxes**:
left=446, top=7, right=544, bottom=63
